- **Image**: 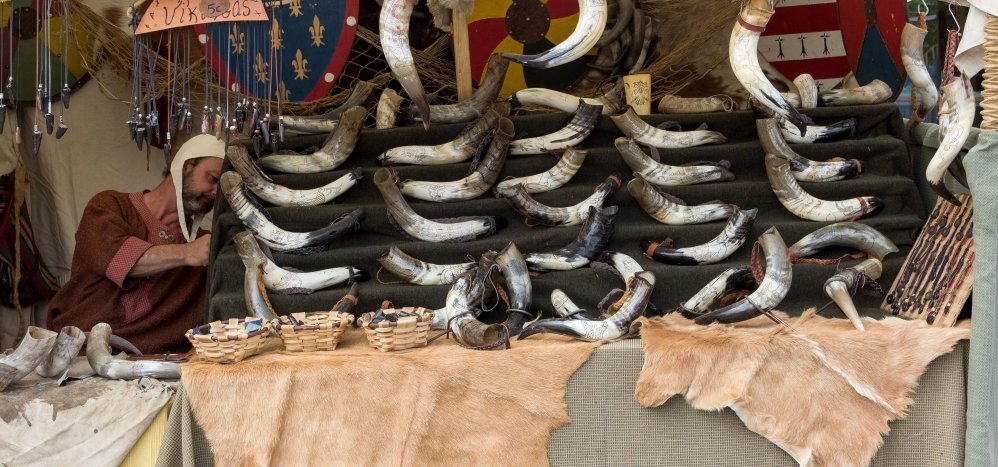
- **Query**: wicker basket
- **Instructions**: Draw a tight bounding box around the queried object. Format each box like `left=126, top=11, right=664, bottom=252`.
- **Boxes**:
left=357, top=302, right=434, bottom=352
left=276, top=311, right=354, bottom=352
left=185, top=317, right=272, bottom=364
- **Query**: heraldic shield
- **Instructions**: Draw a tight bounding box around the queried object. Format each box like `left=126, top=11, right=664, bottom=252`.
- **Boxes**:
left=197, top=0, right=359, bottom=103
left=756, top=0, right=906, bottom=97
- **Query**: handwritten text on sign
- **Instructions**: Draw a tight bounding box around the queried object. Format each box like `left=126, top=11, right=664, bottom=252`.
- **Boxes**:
left=136, top=0, right=269, bottom=34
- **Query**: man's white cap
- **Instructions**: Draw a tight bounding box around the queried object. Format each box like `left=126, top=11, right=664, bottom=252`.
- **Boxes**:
left=171, top=134, right=225, bottom=242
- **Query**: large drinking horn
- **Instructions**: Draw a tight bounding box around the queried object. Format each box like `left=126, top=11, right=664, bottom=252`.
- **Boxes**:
left=1, top=327, right=58, bottom=390
left=35, top=326, right=86, bottom=378
left=86, top=323, right=180, bottom=380
left=824, top=258, right=883, bottom=331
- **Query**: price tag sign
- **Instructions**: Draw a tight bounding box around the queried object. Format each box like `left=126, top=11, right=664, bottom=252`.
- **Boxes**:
left=136, top=0, right=268, bottom=34
left=200, top=0, right=230, bottom=18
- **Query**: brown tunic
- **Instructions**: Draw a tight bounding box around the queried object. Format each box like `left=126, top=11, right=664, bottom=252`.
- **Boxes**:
left=47, top=190, right=205, bottom=353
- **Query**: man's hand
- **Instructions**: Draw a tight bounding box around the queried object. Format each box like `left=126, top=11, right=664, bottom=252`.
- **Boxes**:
left=128, top=234, right=213, bottom=277
left=184, top=234, right=211, bottom=267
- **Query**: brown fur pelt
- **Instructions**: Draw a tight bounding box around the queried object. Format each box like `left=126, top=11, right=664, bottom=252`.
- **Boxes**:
left=640, top=0, right=793, bottom=104
left=181, top=330, right=598, bottom=466
left=640, top=0, right=740, bottom=99
left=426, top=0, right=475, bottom=31
left=634, top=310, right=970, bottom=467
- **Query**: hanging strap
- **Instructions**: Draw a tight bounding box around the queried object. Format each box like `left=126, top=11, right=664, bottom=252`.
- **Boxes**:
left=938, top=28, right=961, bottom=111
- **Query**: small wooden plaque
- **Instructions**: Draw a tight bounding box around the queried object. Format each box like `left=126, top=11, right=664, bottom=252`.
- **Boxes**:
left=881, top=193, right=974, bottom=326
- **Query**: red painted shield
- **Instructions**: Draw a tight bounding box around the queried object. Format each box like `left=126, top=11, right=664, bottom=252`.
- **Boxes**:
left=196, top=1, right=359, bottom=103
left=466, top=0, right=590, bottom=95
left=758, top=0, right=906, bottom=95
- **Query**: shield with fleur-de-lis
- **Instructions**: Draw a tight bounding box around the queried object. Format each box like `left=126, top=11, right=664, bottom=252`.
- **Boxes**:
left=757, top=0, right=906, bottom=96
left=196, top=0, right=358, bottom=102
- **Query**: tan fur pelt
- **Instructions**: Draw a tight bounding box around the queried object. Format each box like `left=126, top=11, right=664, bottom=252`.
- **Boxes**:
left=634, top=311, right=970, bottom=467
left=182, top=330, right=598, bottom=466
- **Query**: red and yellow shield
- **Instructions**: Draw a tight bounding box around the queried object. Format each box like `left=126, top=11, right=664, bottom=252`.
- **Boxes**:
left=467, top=0, right=593, bottom=96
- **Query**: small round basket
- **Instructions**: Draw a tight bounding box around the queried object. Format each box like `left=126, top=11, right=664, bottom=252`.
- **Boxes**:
left=276, top=311, right=354, bottom=352
left=185, top=317, right=272, bottom=364
left=357, top=301, right=434, bottom=353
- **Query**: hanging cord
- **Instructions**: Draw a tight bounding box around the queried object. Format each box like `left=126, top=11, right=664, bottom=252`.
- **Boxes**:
left=129, top=8, right=140, bottom=128
left=938, top=16, right=961, bottom=112
left=167, top=29, right=174, bottom=134
left=0, top=0, right=5, bottom=133
left=33, top=0, right=40, bottom=132
left=185, top=28, right=192, bottom=134
left=146, top=32, right=163, bottom=124
left=267, top=11, right=278, bottom=125
left=202, top=30, right=210, bottom=134
left=9, top=1, right=19, bottom=143
left=47, top=0, right=53, bottom=113
left=938, top=28, right=960, bottom=113
left=61, top=0, right=70, bottom=108
left=908, top=11, right=931, bottom=124
left=276, top=9, right=283, bottom=141
left=44, top=0, right=51, bottom=119
left=226, top=23, right=232, bottom=138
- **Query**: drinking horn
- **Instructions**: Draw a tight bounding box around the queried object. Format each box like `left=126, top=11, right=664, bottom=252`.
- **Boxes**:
left=87, top=323, right=180, bottom=380
left=1, top=327, right=57, bottom=390
left=765, top=153, right=883, bottom=222
left=729, top=0, right=808, bottom=134
left=257, top=106, right=365, bottom=174
left=694, top=227, right=791, bottom=325
left=229, top=145, right=361, bottom=207
left=519, top=271, right=654, bottom=341
left=503, top=0, right=608, bottom=69
left=35, top=326, right=86, bottom=378
left=824, top=258, right=883, bottom=331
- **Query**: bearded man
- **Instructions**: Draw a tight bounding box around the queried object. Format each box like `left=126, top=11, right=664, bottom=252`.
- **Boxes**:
left=47, top=135, right=225, bottom=353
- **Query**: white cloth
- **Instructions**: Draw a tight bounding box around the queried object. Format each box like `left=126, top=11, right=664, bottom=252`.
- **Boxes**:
left=0, top=375, right=175, bottom=467
left=944, top=0, right=998, bottom=78
left=170, top=134, right=225, bottom=243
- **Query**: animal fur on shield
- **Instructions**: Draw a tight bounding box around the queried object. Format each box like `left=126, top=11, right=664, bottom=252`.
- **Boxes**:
left=181, top=331, right=598, bottom=466
left=634, top=311, right=969, bottom=467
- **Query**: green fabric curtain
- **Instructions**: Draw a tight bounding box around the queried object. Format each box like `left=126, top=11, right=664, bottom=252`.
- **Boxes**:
left=964, top=129, right=998, bottom=467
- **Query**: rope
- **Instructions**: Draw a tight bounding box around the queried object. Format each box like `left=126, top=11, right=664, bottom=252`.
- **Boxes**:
left=791, top=252, right=866, bottom=266
left=374, top=266, right=406, bottom=285
left=982, top=14, right=998, bottom=130
left=709, top=94, right=737, bottom=112
left=750, top=241, right=765, bottom=284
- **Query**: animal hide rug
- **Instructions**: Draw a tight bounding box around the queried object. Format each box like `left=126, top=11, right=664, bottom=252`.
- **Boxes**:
left=181, top=331, right=598, bottom=466
left=634, top=311, right=970, bottom=467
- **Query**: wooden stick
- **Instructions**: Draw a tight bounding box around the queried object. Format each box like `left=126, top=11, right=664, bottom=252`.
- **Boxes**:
left=451, top=8, right=472, bottom=101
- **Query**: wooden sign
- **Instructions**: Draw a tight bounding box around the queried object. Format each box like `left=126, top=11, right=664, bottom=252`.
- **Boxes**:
left=881, top=194, right=974, bottom=327
left=136, top=0, right=268, bottom=34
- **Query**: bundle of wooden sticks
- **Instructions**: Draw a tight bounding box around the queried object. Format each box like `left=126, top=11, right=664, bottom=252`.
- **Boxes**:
left=881, top=193, right=974, bottom=327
